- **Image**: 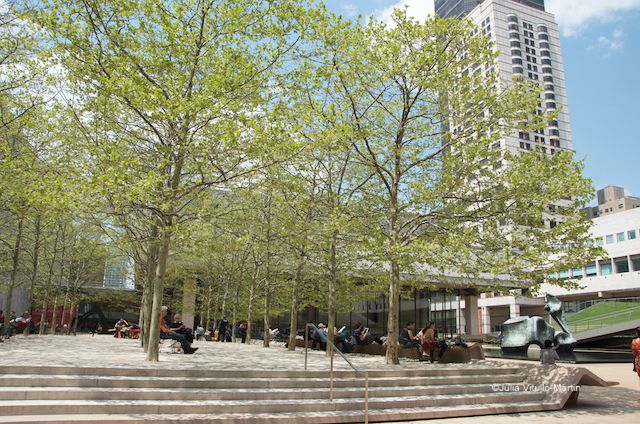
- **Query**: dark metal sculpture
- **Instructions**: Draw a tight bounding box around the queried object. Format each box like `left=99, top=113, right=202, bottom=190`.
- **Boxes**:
left=544, top=293, right=577, bottom=352
left=500, top=293, right=576, bottom=354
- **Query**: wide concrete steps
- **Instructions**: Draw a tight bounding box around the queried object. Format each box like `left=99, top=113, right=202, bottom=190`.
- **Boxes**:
left=0, top=364, right=581, bottom=423
left=0, top=383, right=520, bottom=401
left=0, top=402, right=559, bottom=424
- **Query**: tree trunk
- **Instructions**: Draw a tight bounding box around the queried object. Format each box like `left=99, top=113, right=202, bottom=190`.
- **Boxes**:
left=326, top=230, right=338, bottom=355
left=220, top=273, right=230, bottom=320
left=50, top=294, right=59, bottom=334
left=287, top=258, right=305, bottom=351
left=60, top=288, right=69, bottom=333
left=231, top=280, right=240, bottom=342
left=246, top=262, right=258, bottom=344
left=146, top=219, right=173, bottom=362
left=385, top=259, right=400, bottom=364
left=142, top=226, right=158, bottom=352
left=263, top=287, right=270, bottom=348
left=72, top=302, right=79, bottom=335
left=263, top=192, right=273, bottom=348
left=39, top=223, right=61, bottom=335
left=205, top=285, right=212, bottom=333
left=6, top=213, right=25, bottom=317
left=136, top=260, right=145, bottom=344
left=51, top=222, right=68, bottom=335
left=27, top=215, right=41, bottom=314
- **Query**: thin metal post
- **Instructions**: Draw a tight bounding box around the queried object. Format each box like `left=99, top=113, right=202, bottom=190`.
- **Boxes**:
left=364, top=371, right=369, bottom=424
left=329, top=348, right=334, bottom=401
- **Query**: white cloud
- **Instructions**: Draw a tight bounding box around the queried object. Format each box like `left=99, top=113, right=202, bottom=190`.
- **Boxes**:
left=546, top=0, right=640, bottom=36
left=595, top=27, right=624, bottom=54
left=374, top=0, right=435, bottom=26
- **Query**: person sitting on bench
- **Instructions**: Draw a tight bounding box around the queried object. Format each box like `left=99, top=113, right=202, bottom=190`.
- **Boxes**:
left=352, top=322, right=383, bottom=346
left=159, top=306, right=197, bottom=354
left=5, top=311, right=30, bottom=338
left=169, top=314, right=194, bottom=344
left=399, top=320, right=422, bottom=359
left=418, top=321, right=447, bottom=363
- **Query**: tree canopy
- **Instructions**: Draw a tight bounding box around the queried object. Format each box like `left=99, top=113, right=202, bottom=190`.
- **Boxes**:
left=1, top=1, right=599, bottom=364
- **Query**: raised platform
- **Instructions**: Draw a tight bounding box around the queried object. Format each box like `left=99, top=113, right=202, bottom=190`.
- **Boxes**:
left=0, top=335, right=618, bottom=423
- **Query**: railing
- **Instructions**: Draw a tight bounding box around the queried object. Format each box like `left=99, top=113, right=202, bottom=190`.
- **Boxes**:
left=304, top=323, right=369, bottom=424
left=563, top=296, right=640, bottom=315
left=564, top=305, right=640, bottom=333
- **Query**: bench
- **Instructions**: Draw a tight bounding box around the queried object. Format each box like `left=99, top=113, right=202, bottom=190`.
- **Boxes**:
left=295, top=338, right=484, bottom=362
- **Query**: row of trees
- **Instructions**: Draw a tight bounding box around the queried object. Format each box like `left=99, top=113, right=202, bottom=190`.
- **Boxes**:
left=1, top=0, right=598, bottom=363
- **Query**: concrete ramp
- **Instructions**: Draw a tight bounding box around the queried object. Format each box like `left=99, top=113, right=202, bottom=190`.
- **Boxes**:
left=574, top=318, right=640, bottom=343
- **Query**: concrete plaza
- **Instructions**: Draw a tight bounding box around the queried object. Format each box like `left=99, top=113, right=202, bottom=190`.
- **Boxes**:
left=0, top=334, right=638, bottom=423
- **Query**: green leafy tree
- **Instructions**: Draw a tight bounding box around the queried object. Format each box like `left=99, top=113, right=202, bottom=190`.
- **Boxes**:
left=34, top=0, right=319, bottom=360
left=318, top=10, right=598, bottom=364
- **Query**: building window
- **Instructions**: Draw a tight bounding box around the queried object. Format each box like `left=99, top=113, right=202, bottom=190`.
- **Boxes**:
left=542, top=67, right=552, bottom=74
left=616, top=232, right=625, bottom=242
left=542, top=58, right=551, bottom=65
left=599, top=259, right=612, bottom=275
left=585, top=263, right=597, bottom=276
left=595, top=237, right=604, bottom=246
left=618, top=204, right=624, bottom=209
left=572, top=268, right=583, bottom=279
left=540, top=42, right=550, bottom=49
left=606, top=234, right=614, bottom=244
left=631, top=254, right=640, bottom=272
left=509, top=23, right=519, bottom=31
left=539, top=33, right=549, bottom=40
left=511, top=49, right=522, bottom=56
left=558, top=269, right=570, bottom=279
left=508, top=15, right=518, bottom=23
left=510, top=41, right=521, bottom=48
left=512, top=58, right=523, bottom=65
left=614, top=257, right=629, bottom=273
left=543, top=76, right=554, bottom=82
left=541, top=50, right=551, bottom=57
left=628, top=230, right=637, bottom=240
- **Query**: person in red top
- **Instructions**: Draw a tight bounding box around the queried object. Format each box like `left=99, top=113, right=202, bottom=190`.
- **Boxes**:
left=631, top=327, right=640, bottom=385
left=160, top=306, right=197, bottom=354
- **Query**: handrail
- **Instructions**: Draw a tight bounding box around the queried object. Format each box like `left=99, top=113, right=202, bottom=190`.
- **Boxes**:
left=304, top=323, right=368, bottom=424
left=569, top=305, right=640, bottom=324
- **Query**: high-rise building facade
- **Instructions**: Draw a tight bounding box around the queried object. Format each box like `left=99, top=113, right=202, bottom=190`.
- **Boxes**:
left=585, top=185, right=640, bottom=218
left=436, top=0, right=573, bottom=156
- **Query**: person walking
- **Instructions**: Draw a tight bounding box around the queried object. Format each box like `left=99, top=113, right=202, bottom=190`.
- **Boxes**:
left=632, top=327, right=640, bottom=386
left=218, top=317, right=229, bottom=342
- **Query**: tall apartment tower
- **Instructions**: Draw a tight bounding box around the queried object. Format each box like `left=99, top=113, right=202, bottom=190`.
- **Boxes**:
left=436, top=0, right=573, bottom=155
left=585, top=186, right=640, bottom=218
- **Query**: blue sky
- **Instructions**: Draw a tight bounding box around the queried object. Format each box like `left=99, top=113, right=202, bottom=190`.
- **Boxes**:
left=323, top=0, right=640, bottom=202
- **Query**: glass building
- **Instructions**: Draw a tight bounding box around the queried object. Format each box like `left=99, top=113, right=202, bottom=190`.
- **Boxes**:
left=103, top=255, right=135, bottom=290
